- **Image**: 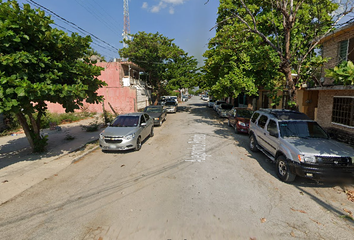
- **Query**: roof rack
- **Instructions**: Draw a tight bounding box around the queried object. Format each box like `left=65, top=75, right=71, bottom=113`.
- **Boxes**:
left=258, top=108, right=311, bottom=120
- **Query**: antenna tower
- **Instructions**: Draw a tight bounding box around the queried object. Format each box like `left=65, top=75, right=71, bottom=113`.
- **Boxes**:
left=123, top=0, right=130, bottom=48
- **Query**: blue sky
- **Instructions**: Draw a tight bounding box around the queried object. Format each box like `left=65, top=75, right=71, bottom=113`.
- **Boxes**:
left=16, top=0, right=220, bottom=66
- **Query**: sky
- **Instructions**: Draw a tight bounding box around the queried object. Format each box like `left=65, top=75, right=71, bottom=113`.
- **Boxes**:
left=15, top=0, right=220, bottom=66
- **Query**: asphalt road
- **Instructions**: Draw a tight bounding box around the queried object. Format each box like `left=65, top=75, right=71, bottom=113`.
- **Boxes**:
left=0, top=96, right=354, bottom=240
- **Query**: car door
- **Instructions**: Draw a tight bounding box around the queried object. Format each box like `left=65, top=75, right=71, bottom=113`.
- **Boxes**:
left=263, top=119, right=279, bottom=156
left=143, top=113, right=153, bottom=138
left=255, top=114, right=268, bottom=149
left=140, top=114, right=148, bottom=139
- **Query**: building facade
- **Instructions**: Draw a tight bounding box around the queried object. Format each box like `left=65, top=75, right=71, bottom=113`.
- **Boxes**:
left=46, top=61, right=151, bottom=115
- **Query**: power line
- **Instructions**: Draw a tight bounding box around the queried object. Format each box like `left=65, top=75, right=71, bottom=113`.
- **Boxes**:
left=26, top=0, right=120, bottom=53
left=74, top=0, right=121, bottom=34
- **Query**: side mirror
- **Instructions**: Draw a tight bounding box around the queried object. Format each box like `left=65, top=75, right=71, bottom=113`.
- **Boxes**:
left=141, top=122, right=147, bottom=127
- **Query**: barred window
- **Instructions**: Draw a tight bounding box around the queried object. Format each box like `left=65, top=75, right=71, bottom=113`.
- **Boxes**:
left=332, top=97, right=354, bottom=127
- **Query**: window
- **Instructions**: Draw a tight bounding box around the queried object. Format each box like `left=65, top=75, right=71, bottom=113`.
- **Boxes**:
left=251, top=112, right=260, bottom=123
left=338, top=38, right=354, bottom=63
left=258, top=115, right=268, bottom=129
left=332, top=97, right=354, bottom=127
left=267, top=120, right=278, bottom=136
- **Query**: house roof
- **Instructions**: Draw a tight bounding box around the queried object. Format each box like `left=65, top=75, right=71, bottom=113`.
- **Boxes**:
left=319, top=21, right=354, bottom=44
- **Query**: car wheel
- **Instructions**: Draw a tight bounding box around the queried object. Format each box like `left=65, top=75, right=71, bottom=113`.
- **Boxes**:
left=135, top=137, right=142, bottom=151
left=249, top=134, right=259, bottom=152
left=276, top=155, right=296, bottom=182
left=150, top=126, right=154, bottom=137
left=159, top=119, right=163, bottom=126
left=234, top=125, right=239, bottom=134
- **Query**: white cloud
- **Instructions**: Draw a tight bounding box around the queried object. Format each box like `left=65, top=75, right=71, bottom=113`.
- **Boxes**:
left=144, top=0, right=188, bottom=14
left=142, top=2, right=148, bottom=9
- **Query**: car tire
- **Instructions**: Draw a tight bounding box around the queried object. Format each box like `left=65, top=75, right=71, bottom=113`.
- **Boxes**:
left=135, top=137, right=142, bottom=151
left=276, top=155, right=296, bottom=182
left=150, top=126, right=154, bottom=137
left=159, top=119, right=163, bottom=126
left=249, top=134, right=259, bottom=152
left=234, top=125, right=239, bottom=134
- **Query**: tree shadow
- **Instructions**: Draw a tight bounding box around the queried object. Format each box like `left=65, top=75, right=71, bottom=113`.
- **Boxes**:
left=0, top=124, right=99, bottom=170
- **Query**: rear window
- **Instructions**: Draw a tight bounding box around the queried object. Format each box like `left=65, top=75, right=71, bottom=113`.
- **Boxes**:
left=237, top=109, right=253, bottom=118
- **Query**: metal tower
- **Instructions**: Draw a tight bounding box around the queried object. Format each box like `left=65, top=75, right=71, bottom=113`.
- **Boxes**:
left=123, top=0, right=130, bottom=48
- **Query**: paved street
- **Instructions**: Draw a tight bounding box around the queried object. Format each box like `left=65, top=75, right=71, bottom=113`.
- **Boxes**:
left=0, top=97, right=354, bottom=240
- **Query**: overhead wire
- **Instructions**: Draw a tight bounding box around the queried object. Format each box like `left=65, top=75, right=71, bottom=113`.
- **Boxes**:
left=25, top=0, right=120, bottom=60
left=74, top=0, right=120, bottom=34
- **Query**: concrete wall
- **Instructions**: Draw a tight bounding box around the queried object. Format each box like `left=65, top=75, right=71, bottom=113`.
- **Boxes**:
left=46, top=62, right=138, bottom=115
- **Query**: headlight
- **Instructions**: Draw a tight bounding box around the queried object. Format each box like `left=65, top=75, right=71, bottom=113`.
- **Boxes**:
left=124, top=133, right=135, bottom=141
left=351, top=157, right=354, bottom=164
left=238, top=121, right=246, bottom=127
left=99, top=131, right=105, bottom=139
left=298, top=155, right=316, bottom=163
left=154, top=117, right=160, bottom=120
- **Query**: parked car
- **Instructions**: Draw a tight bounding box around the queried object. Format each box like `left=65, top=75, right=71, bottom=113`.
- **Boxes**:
left=228, top=108, right=253, bottom=133
left=143, top=105, right=167, bottom=126
left=201, top=95, right=209, bottom=101
left=164, top=101, right=178, bottom=113
left=99, top=112, right=154, bottom=152
left=213, top=100, right=226, bottom=111
left=170, top=96, right=178, bottom=104
left=182, top=95, right=188, bottom=102
left=249, top=109, right=354, bottom=182
left=217, top=103, right=233, bottom=117
left=207, top=99, right=216, bottom=108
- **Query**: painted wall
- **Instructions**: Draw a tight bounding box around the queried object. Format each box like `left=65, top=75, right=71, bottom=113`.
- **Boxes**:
left=46, top=62, right=137, bottom=114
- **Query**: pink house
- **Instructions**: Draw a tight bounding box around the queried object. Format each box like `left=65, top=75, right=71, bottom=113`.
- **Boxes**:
left=46, top=61, right=151, bottom=115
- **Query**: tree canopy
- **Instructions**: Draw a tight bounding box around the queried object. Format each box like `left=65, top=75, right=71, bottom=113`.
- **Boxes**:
left=118, top=31, right=199, bottom=98
left=0, top=1, right=106, bottom=152
left=204, top=0, right=353, bottom=107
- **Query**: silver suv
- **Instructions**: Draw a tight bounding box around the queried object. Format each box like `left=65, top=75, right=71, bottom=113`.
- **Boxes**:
left=249, top=109, right=354, bottom=182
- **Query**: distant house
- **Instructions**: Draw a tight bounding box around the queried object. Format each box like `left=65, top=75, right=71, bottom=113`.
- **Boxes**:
left=46, top=60, right=151, bottom=115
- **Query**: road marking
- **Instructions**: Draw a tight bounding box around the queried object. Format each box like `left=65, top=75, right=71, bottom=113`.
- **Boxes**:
left=185, top=134, right=210, bottom=162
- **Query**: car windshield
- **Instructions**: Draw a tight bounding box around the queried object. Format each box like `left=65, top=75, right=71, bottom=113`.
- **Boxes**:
left=236, top=110, right=253, bottom=118
left=279, top=121, right=329, bottom=139
left=145, top=107, right=162, bottom=113
left=111, top=116, right=139, bottom=127
left=221, top=104, right=233, bottom=110
left=165, top=102, right=176, bottom=106
left=216, top=101, right=226, bottom=105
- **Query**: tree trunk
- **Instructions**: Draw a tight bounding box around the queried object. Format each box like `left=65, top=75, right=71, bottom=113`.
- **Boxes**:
left=16, top=112, right=35, bottom=151
left=16, top=112, right=45, bottom=152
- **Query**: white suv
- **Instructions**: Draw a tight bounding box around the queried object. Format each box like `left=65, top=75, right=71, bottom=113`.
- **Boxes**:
left=249, top=109, right=354, bottom=182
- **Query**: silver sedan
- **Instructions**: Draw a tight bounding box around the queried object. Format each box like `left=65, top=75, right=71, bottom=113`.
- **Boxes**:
left=99, top=112, right=154, bottom=151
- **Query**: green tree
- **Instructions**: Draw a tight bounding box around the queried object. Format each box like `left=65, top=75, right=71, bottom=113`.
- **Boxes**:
left=207, top=0, right=353, bottom=107
left=203, top=12, right=281, bottom=101
left=0, top=1, right=106, bottom=152
left=118, top=31, right=199, bottom=99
